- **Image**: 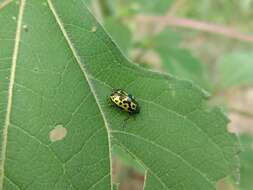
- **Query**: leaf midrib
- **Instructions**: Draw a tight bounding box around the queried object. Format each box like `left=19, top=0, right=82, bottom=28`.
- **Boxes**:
left=47, top=0, right=113, bottom=189
left=90, top=74, right=229, bottom=167
left=0, top=0, right=26, bottom=188
left=90, top=75, right=227, bottom=189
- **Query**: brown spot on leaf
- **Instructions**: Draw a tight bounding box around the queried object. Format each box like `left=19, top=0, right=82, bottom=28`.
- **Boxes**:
left=49, top=125, right=67, bottom=142
left=91, top=26, right=97, bottom=32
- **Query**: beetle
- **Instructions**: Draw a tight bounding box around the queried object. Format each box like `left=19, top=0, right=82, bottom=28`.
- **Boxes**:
left=110, top=89, right=140, bottom=114
left=110, top=89, right=140, bottom=127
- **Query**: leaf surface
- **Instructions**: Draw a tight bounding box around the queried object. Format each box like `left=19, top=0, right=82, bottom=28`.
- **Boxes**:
left=0, top=0, right=239, bottom=190
left=238, top=135, right=253, bottom=190
left=216, top=52, right=253, bottom=90
left=152, top=28, right=211, bottom=90
left=104, top=18, right=132, bottom=54
left=126, top=0, right=174, bottom=14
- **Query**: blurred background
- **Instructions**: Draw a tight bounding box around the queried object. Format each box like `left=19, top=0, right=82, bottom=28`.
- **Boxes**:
left=86, top=0, right=253, bottom=189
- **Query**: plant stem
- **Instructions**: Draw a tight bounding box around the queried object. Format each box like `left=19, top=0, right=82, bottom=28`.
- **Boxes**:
left=135, top=15, right=253, bottom=43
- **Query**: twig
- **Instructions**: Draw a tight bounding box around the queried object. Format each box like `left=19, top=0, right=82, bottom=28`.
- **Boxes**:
left=136, top=15, right=253, bottom=43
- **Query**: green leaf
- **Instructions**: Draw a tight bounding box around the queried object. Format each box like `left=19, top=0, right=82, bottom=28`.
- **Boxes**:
left=238, top=135, right=253, bottom=190
left=112, top=184, right=118, bottom=190
left=112, top=145, right=145, bottom=174
left=216, top=52, right=253, bottom=90
left=116, top=0, right=174, bottom=14
left=0, top=1, right=111, bottom=189
left=153, top=27, right=181, bottom=48
left=104, top=18, right=132, bottom=54
left=152, top=28, right=211, bottom=90
left=0, top=0, right=239, bottom=190
left=0, top=0, right=6, bottom=5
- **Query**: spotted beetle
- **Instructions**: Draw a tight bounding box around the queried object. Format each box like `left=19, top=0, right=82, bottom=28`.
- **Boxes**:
left=110, top=89, right=140, bottom=114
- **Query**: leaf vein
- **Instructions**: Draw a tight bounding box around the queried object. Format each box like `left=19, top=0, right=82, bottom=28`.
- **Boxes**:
left=112, top=130, right=214, bottom=186
left=86, top=173, right=110, bottom=190
left=64, top=127, right=104, bottom=164
left=0, top=0, right=26, bottom=188
left=47, top=1, right=113, bottom=189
